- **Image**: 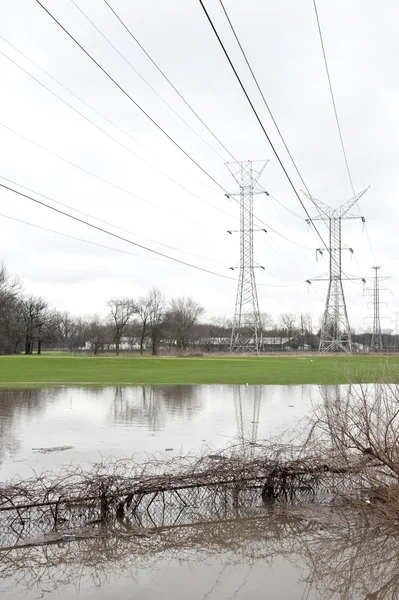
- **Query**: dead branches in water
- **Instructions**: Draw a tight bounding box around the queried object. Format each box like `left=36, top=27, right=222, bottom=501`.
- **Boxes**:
left=308, top=381, right=399, bottom=520
left=5, top=379, right=399, bottom=547
left=0, top=441, right=362, bottom=548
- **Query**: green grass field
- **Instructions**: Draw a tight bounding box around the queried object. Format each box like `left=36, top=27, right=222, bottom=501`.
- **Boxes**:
left=0, top=354, right=397, bottom=387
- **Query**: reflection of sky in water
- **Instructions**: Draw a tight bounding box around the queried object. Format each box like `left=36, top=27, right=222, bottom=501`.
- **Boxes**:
left=0, top=384, right=325, bottom=480
left=1, top=503, right=393, bottom=600
left=0, top=515, right=320, bottom=600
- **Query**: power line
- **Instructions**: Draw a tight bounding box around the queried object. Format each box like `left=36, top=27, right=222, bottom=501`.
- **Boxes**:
left=268, top=193, right=305, bottom=221
left=0, top=48, right=232, bottom=220
left=312, top=0, right=355, bottom=197
left=0, top=182, right=239, bottom=282
left=34, top=1, right=229, bottom=195
left=262, top=221, right=313, bottom=250
left=217, top=0, right=311, bottom=195
left=0, top=35, right=187, bottom=175
left=147, top=0, right=219, bottom=97
left=0, top=175, right=228, bottom=266
left=199, top=0, right=368, bottom=300
left=12, top=2, right=318, bottom=288
left=0, top=121, right=212, bottom=230
left=35, top=0, right=298, bottom=240
left=28, top=2, right=287, bottom=240
left=312, top=0, right=377, bottom=264
left=102, top=0, right=241, bottom=164
left=364, top=223, right=377, bottom=262
left=2, top=118, right=310, bottom=269
left=69, top=0, right=228, bottom=163
left=0, top=213, right=168, bottom=264
left=197, top=0, right=329, bottom=256
left=198, top=2, right=368, bottom=309
left=0, top=181, right=305, bottom=289
left=0, top=35, right=145, bottom=151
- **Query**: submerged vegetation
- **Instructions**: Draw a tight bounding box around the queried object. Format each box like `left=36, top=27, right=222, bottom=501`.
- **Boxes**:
left=2, top=378, right=399, bottom=600
left=4, top=377, right=399, bottom=550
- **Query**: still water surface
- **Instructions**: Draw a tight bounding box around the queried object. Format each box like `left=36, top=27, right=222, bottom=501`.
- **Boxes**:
left=2, top=383, right=378, bottom=600
left=1, top=510, right=393, bottom=600
left=0, top=384, right=320, bottom=480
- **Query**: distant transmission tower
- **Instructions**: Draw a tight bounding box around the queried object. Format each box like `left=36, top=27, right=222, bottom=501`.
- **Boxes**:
left=227, top=160, right=267, bottom=353
left=364, top=266, right=390, bottom=352
left=370, top=266, right=383, bottom=351
left=305, top=190, right=368, bottom=354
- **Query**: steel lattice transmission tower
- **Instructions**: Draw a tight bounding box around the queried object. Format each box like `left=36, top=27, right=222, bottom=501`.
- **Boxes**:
left=364, top=266, right=391, bottom=351
left=370, top=266, right=383, bottom=351
left=305, top=189, right=368, bottom=354
left=227, top=161, right=267, bottom=353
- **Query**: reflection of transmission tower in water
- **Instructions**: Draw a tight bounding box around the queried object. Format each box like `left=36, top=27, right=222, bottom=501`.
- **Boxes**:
left=233, top=385, right=262, bottom=458
left=305, top=189, right=367, bottom=354
left=227, top=161, right=267, bottom=353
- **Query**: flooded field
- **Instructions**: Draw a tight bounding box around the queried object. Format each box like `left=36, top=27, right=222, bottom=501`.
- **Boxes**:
left=1, top=511, right=396, bottom=600
left=0, top=384, right=320, bottom=480
left=0, top=383, right=388, bottom=600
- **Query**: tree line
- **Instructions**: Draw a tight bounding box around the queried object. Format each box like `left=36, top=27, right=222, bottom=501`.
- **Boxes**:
left=0, top=262, right=205, bottom=355
left=1, top=261, right=393, bottom=355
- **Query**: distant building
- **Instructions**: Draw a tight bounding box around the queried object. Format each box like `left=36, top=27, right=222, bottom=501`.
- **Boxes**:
left=84, top=337, right=141, bottom=352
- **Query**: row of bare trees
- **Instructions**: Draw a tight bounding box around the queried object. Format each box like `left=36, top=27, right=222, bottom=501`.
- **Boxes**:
left=0, top=261, right=344, bottom=356
left=0, top=262, right=318, bottom=356
left=106, top=291, right=204, bottom=356
left=0, top=262, right=208, bottom=355
left=0, top=264, right=61, bottom=355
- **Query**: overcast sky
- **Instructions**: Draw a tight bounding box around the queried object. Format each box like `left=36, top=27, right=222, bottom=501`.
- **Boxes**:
left=1, top=0, right=398, bottom=330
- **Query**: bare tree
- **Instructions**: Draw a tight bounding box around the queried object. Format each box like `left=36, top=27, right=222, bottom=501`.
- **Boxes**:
left=167, top=296, right=204, bottom=351
left=107, top=298, right=135, bottom=355
left=0, top=263, right=23, bottom=354
left=36, top=309, right=60, bottom=354
left=299, top=313, right=315, bottom=348
left=86, top=316, right=107, bottom=355
left=195, top=316, right=230, bottom=352
left=147, top=288, right=166, bottom=356
left=21, top=296, right=49, bottom=354
left=135, top=296, right=153, bottom=355
left=259, top=312, right=274, bottom=335
left=57, top=311, right=78, bottom=351
left=279, top=313, right=297, bottom=348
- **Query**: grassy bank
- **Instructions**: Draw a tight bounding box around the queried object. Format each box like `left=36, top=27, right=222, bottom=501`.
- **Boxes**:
left=0, top=354, right=397, bottom=387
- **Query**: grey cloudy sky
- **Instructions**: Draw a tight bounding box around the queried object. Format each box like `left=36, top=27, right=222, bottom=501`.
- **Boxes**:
left=0, top=0, right=397, bottom=329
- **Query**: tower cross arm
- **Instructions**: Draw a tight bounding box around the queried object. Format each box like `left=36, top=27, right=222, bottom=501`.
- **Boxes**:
left=226, top=160, right=268, bottom=187
left=302, top=191, right=332, bottom=219
left=338, top=187, right=370, bottom=218
left=303, top=187, right=370, bottom=221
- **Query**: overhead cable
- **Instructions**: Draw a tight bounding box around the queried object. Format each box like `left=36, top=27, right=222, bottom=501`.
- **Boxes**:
left=0, top=49, right=232, bottom=219
left=33, top=1, right=290, bottom=239
left=0, top=182, right=304, bottom=289
left=312, top=0, right=376, bottom=263
left=35, top=0, right=228, bottom=194
left=0, top=182, right=239, bottom=282
left=197, top=0, right=329, bottom=256
left=0, top=175, right=228, bottom=265
left=0, top=213, right=169, bottom=264
left=102, top=0, right=240, bottom=164
left=217, top=0, right=311, bottom=195
left=312, top=0, right=355, bottom=197
left=0, top=121, right=211, bottom=230
left=70, top=0, right=228, bottom=163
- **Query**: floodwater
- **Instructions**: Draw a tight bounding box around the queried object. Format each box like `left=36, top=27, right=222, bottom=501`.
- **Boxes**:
left=1, top=511, right=396, bottom=600
left=0, top=384, right=322, bottom=481
left=0, top=383, right=384, bottom=600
